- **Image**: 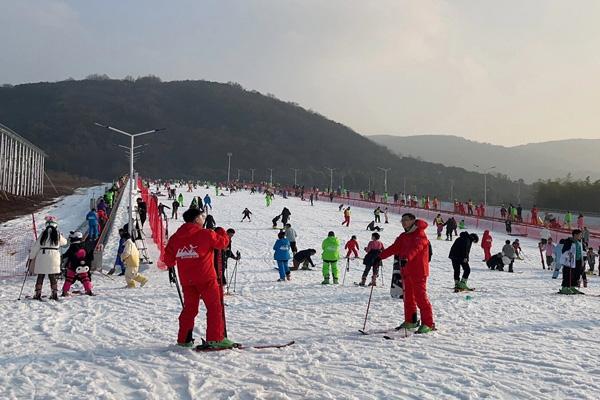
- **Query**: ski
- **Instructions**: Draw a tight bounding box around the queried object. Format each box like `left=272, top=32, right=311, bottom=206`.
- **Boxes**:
left=194, top=340, right=295, bottom=352
left=445, top=287, right=476, bottom=292
left=358, top=327, right=398, bottom=335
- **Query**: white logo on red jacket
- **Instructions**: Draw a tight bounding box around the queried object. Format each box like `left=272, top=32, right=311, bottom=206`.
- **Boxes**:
left=176, top=245, right=199, bottom=259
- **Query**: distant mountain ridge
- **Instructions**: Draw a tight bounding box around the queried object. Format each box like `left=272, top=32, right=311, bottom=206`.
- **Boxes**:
left=369, top=134, right=600, bottom=183
left=0, top=78, right=533, bottom=206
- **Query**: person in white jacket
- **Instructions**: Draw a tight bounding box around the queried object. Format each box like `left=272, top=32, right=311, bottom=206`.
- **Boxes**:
left=120, top=230, right=148, bottom=288
left=28, top=216, right=67, bottom=300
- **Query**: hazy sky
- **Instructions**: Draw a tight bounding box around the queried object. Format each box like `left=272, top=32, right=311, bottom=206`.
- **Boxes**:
left=2, top=0, right=600, bottom=145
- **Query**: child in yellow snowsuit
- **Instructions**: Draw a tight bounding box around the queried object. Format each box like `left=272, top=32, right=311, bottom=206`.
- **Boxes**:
left=120, top=231, right=148, bottom=288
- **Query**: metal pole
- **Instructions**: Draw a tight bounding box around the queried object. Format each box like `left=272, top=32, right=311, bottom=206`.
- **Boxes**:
left=484, top=173, right=487, bottom=207
left=268, top=168, right=273, bottom=186
left=378, top=167, right=391, bottom=194
left=250, top=169, right=255, bottom=183
left=129, top=135, right=134, bottom=236
left=227, top=152, right=232, bottom=186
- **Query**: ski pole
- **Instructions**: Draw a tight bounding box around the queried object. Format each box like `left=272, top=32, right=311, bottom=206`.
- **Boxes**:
left=168, top=267, right=184, bottom=308
left=232, top=259, right=239, bottom=293
left=342, top=257, right=349, bottom=286
left=360, top=283, right=375, bottom=333
left=17, top=260, right=31, bottom=301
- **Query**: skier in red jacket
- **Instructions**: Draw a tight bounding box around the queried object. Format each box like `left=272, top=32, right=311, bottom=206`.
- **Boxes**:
left=481, top=230, right=493, bottom=261
left=163, top=208, right=234, bottom=349
left=379, top=214, right=435, bottom=333
left=345, top=235, right=359, bottom=259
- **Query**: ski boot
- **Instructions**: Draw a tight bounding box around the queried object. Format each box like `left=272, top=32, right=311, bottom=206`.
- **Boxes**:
left=368, top=276, right=377, bottom=286
left=396, top=320, right=420, bottom=330
left=177, top=339, right=195, bottom=348
left=332, top=277, right=339, bottom=284
left=358, top=277, right=366, bottom=287
left=559, top=287, right=574, bottom=295
left=50, top=291, right=59, bottom=301
left=458, top=279, right=471, bottom=291
left=321, top=277, right=330, bottom=285
left=207, top=338, right=238, bottom=349
left=416, top=324, right=435, bottom=334
left=453, top=279, right=461, bottom=291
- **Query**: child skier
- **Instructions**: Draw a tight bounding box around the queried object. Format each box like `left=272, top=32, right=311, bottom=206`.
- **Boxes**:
left=342, top=207, right=351, bottom=227
left=203, top=194, right=212, bottom=210
left=241, top=208, right=252, bottom=222
left=273, top=231, right=292, bottom=281
left=358, top=233, right=384, bottom=286
left=544, top=237, right=555, bottom=270
left=178, top=193, right=184, bottom=207
left=272, top=214, right=281, bottom=229
left=86, top=208, right=99, bottom=241
left=321, top=231, right=340, bottom=284
left=512, top=239, right=523, bottom=260
left=433, top=214, right=445, bottom=240
left=345, top=235, right=359, bottom=259
left=366, top=221, right=382, bottom=232
left=61, top=231, right=94, bottom=296
left=121, top=230, right=148, bottom=288
left=481, top=230, right=493, bottom=261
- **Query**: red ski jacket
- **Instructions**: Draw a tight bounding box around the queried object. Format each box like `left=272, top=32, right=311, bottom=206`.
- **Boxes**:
left=345, top=239, right=359, bottom=251
left=163, top=223, right=229, bottom=286
left=481, top=231, right=493, bottom=249
left=380, top=219, right=430, bottom=278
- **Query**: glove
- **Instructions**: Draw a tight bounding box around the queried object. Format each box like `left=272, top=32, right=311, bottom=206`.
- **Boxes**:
left=157, top=259, right=169, bottom=271
left=236, top=250, right=241, bottom=260
left=168, top=267, right=177, bottom=284
left=399, top=258, right=408, bottom=267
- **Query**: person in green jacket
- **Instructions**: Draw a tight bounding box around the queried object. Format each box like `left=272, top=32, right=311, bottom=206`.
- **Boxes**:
left=321, top=231, right=340, bottom=284
left=104, top=190, right=114, bottom=208
left=177, top=193, right=184, bottom=207
left=564, top=211, right=573, bottom=229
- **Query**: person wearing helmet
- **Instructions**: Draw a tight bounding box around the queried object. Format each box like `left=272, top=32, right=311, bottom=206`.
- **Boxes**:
left=448, top=231, right=479, bottom=291
left=61, top=231, right=95, bottom=296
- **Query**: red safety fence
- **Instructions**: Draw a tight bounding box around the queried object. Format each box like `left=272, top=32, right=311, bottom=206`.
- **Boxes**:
left=312, top=191, right=600, bottom=249
left=138, top=177, right=167, bottom=262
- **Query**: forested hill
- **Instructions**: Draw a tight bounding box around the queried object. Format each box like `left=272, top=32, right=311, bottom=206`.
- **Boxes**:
left=0, top=77, right=533, bottom=205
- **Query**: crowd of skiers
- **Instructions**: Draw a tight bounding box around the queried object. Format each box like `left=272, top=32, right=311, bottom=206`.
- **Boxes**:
left=25, top=176, right=599, bottom=350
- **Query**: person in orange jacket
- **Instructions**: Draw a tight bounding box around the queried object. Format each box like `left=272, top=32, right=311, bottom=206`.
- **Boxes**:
left=162, top=208, right=234, bottom=349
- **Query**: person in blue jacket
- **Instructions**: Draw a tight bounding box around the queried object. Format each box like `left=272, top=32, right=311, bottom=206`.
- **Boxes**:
left=203, top=194, right=212, bottom=210
left=273, top=231, right=291, bottom=282
left=86, top=208, right=99, bottom=240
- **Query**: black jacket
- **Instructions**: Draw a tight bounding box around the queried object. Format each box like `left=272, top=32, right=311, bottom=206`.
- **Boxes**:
left=293, top=249, right=315, bottom=266
left=449, top=232, right=473, bottom=261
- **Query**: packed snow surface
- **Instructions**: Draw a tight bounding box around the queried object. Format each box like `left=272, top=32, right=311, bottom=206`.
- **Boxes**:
left=1, top=186, right=599, bottom=399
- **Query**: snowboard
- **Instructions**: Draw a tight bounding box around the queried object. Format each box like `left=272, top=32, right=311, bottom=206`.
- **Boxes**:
left=194, top=340, right=295, bottom=352
left=390, top=256, right=403, bottom=299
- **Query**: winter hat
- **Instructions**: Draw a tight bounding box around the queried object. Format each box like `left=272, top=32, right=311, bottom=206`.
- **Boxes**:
left=44, top=215, right=58, bottom=228
left=328, top=231, right=335, bottom=237
left=469, top=233, right=479, bottom=243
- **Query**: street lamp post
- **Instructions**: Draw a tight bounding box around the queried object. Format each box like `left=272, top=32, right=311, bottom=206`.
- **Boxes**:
left=95, top=123, right=165, bottom=236
left=250, top=169, right=256, bottom=183
left=377, top=167, right=391, bottom=194
left=473, top=164, right=496, bottom=206
left=267, top=168, right=273, bottom=186
left=326, top=168, right=335, bottom=192
left=290, top=168, right=300, bottom=186
left=227, top=152, right=233, bottom=186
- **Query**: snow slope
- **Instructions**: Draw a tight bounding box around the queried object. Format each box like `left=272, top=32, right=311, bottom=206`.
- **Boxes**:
left=1, top=186, right=600, bottom=399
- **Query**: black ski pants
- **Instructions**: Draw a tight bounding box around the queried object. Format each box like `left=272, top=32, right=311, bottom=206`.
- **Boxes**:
left=561, top=261, right=582, bottom=288
left=452, top=259, right=470, bottom=281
